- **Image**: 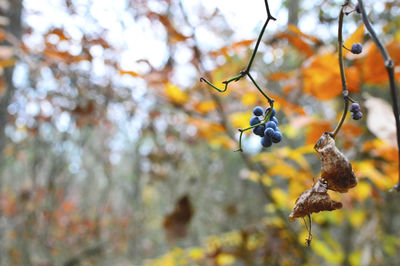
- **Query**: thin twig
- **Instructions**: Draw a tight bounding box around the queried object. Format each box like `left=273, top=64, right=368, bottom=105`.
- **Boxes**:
left=331, top=3, right=350, bottom=138
left=200, top=0, right=276, bottom=103
left=357, top=0, right=400, bottom=192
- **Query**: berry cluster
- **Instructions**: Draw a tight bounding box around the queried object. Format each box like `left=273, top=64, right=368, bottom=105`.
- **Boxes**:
left=249, top=106, right=282, bottom=148
left=350, top=102, right=363, bottom=120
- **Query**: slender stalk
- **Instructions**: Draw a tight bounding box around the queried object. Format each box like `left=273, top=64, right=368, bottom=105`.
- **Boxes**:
left=200, top=0, right=276, bottom=103
left=331, top=5, right=350, bottom=138
left=357, top=0, right=400, bottom=192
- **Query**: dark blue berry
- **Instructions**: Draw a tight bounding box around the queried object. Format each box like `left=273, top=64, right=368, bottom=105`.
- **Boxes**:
left=253, top=125, right=265, bottom=137
left=351, top=111, right=363, bottom=120
left=355, top=4, right=361, bottom=13
left=351, top=43, right=362, bottom=54
left=261, top=136, right=272, bottom=148
left=350, top=102, right=360, bottom=112
left=265, top=121, right=277, bottom=130
left=264, top=127, right=275, bottom=138
left=253, top=106, right=264, bottom=116
left=270, top=116, right=278, bottom=125
left=271, top=131, right=282, bottom=143
left=250, top=116, right=260, bottom=126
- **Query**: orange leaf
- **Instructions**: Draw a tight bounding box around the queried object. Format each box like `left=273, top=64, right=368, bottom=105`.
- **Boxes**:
left=302, top=53, right=360, bottom=100
left=0, top=58, right=16, bottom=68
left=119, top=70, right=142, bottom=77
left=194, top=101, right=217, bottom=114
left=268, top=71, right=292, bottom=81
left=279, top=33, right=313, bottom=57
left=306, top=121, right=332, bottom=145
left=287, top=24, right=320, bottom=43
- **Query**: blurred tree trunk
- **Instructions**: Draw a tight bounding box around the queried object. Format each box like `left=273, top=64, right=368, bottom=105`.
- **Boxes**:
left=288, top=0, right=300, bottom=26
left=0, top=0, right=23, bottom=162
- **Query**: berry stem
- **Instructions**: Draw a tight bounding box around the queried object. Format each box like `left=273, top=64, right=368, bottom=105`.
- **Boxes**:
left=357, top=0, right=400, bottom=192
left=331, top=3, right=351, bottom=139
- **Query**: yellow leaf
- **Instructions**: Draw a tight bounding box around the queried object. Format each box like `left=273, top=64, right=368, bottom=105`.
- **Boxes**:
left=241, top=92, right=258, bottom=106
left=165, top=82, right=189, bottom=105
left=349, top=209, right=366, bottom=227
left=216, top=254, right=236, bottom=265
left=271, top=188, right=287, bottom=208
left=188, top=248, right=204, bottom=261
left=229, top=111, right=252, bottom=129
left=194, top=101, right=217, bottom=114
left=344, top=24, right=364, bottom=55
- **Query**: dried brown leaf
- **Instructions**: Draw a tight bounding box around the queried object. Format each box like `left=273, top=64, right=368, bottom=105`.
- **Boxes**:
left=314, top=133, right=357, bottom=193
left=289, top=179, right=342, bottom=221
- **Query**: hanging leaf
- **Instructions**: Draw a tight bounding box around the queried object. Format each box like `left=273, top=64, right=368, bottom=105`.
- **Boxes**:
left=165, top=82, right=189, bottom=105
left=289, top=178, right=342, bottom=221
left=314, top=133, right=358, bottom=193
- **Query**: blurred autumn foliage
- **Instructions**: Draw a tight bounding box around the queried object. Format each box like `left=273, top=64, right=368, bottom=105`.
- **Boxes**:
left=0, top=0, right=400, bottom=265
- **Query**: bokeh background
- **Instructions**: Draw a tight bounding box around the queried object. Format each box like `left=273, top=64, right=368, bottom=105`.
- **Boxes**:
left=0, top=0, right=400, bottom=265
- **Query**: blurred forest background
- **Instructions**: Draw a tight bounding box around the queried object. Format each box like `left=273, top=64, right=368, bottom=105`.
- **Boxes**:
left=0, top=0, right=400, bottom=265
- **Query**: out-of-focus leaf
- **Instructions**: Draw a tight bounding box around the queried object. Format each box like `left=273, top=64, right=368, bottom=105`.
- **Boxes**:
left=0, top=58, right=15, bottom=68
left=210, top=39, right=254, bottom=57
left=216, top=254, right=236, bottom=265
left=194, top=100, right=217, bottom=114
left=268, top=71, right=292, bottom=81
left=363, top=139, right=399, bottom=163
left=165, top=82, right=189, bottom=105
left=302, top=53, right=360, bottom=100
left=241, top=92, right=258, bottom=106
left=357, top=41, right=400, bottom=84
left=278, top=32, right=313, bottom=57
left=229, top=111, right=252, bottom=129
left=119, top=70, right=142, bottom=77
left=306, top=121, right=332, bottom=145
left=287, top=24, right=321, bottom=43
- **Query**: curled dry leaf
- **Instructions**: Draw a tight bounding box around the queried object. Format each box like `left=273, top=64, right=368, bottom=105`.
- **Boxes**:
left=289, top=179, right=342, bottom=221
left=314, top=132, right=357, bottom=193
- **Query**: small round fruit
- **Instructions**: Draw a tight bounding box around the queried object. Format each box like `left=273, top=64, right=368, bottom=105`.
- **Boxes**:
left=351, top=111, right=363, bottom=120
left=250, top=116, right=260, bottom=126
left=253, top=106, right=264, bottom=116
left=355, top=4, right=361, bottom=13
left=351, top=43, right=362, bottom=54
left=265, top=121, right=277, bottom=130
left=270, top=116, right=278, bottom=125
left=264, top=127, right=275, bottom=138
left=253, top=125, right=265, bottom=137
left=350, top=102, right=360, bottom=112
left=271, top=131, right=282, bottom=143
left=261, top=136, right=272, bottom=148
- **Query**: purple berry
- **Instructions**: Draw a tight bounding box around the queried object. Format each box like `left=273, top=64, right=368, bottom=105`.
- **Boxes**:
left=350, top=102, right=361, bottom=112
left=351, top=43, right=362, bottom=54
left=264, top=127, right=275, bottom=138
left=265, top=121, right=277, bottom=130
left=250, top=116, right=260, bottom=126
left=253, top=125, right=265, bottom=137
left=351, top=111, right=363, bottom=120
left=270, top=116, right=278, bottom=125
left=355, top=4, right=361, bottom=13
left=261, top=136, right=272, bottom=148
left=253, top=106, right=264, bottom=116
left=271, top=131, right=282, bottom=143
